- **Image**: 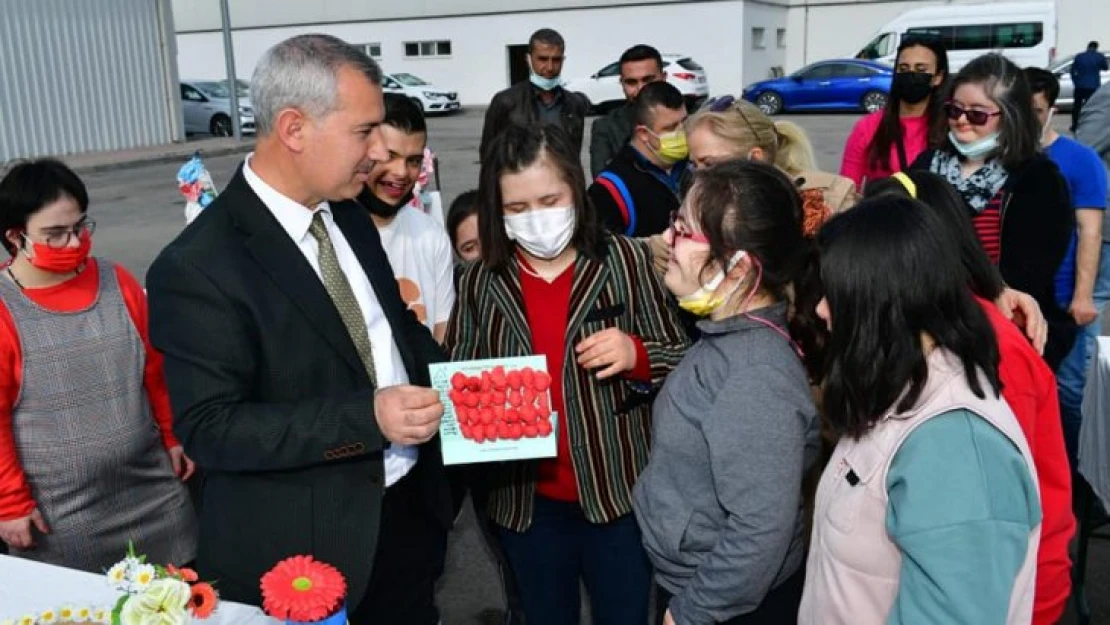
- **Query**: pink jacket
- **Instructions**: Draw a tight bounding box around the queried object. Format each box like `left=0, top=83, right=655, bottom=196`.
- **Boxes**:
left=798, top=349, right=1041, bottom=625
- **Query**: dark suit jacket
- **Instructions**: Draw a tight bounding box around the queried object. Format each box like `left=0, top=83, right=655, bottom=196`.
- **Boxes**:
left=479, top=82, right=589, bottom=161
left=146, top=169, right=451, bottom=609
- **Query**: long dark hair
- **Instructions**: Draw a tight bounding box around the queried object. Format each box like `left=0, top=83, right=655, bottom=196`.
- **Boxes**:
left=818, top=195, right=1001, bottom=438
left=476, top=123, right=602, bottom=271
left=938, top=53, right=1042, bottom=170
left=687, top=159, right=826, bottom=378
left=868, top=35, right=949, bottom=171
left=865, top=171, right=1005, bottom=300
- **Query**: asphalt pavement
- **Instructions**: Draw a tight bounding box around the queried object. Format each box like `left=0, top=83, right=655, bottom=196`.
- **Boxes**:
left=78, top=109, right=1107, bottom=624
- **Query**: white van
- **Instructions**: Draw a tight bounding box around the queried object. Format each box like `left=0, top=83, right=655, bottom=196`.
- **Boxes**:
left=856, top=2, right=1057, bottom=72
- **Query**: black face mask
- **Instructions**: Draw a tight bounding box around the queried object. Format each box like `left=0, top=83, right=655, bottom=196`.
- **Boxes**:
left=892, top=71, right=935, bottom=105
left=358, top=185, right=414, bottom=220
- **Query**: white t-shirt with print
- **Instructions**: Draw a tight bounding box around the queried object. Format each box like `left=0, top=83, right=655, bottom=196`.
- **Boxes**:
left=376, top=205, right=456, bottom=332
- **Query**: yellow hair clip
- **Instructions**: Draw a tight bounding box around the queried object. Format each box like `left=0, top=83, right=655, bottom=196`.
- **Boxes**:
left=891, top=172, right=917, bottom=199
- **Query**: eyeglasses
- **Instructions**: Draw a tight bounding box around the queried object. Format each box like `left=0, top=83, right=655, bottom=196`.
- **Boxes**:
left=705, top=94, right=764, bottom=142
left=669, top=210, right=709, bottom=250
left=943, top=102, right=1002, bottom=126
left=25, top=219, right=96, bottom=249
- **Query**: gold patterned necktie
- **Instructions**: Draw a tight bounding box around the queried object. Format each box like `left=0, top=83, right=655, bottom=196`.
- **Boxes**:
left=308, top=211, right=378, bottom=387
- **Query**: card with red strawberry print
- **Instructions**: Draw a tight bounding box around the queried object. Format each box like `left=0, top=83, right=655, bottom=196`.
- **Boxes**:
left=429, top=355, right=558, bottom=465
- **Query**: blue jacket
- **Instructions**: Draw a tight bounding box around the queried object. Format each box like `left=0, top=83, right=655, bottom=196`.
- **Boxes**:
left=1071, top=50, right=1108, bottom=90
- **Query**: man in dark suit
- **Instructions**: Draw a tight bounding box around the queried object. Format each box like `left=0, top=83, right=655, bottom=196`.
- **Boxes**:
left=479, top=28, right=589, bottom=160
left=146, top=34, right=452, bottom=625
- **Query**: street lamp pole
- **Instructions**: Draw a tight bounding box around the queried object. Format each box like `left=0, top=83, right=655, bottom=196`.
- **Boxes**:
left=219, top=0, right=242, bottom=140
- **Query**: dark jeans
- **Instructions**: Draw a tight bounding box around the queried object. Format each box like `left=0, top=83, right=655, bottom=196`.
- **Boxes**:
left=1073, top=87, right=1097, bottom=131
left=470, top=467, right=526, bottom=625
left=655, top=566, right=805, bottom=625
left=497, top=496, right=652, bottom=625
left=350, top=468, right=448, bottom=625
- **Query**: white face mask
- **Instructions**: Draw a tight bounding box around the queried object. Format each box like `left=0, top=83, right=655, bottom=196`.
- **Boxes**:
left=504, top=206, right=576, bottom=260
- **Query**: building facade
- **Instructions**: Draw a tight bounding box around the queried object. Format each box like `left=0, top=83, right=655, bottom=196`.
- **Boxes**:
left=171, top=0, right=1104, bottom=107
left=1, top=0, right=184, bottom=162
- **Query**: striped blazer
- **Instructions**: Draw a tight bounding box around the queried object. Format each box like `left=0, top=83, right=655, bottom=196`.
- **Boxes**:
left=446, top=234, right=689, bottom=530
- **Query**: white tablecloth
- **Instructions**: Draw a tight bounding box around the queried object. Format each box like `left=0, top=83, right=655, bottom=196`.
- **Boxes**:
left=1080, top=336, right=1110, bottom=510
left=0, top=555, right=278, bottom=623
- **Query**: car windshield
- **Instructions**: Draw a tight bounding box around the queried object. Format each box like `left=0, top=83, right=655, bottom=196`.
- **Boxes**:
left=392, top=73, right=429, bottom=87
left=194, top=80, right=250, bottom=99
left=677, top=58, right=703, bottom=71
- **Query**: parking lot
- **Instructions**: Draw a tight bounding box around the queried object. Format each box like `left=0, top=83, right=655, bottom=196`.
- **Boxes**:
left=81, top=108, right=1105, bottom=624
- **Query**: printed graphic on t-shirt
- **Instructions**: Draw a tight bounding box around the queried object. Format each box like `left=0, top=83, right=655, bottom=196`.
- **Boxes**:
left=397, top=277, right=427, bottom=324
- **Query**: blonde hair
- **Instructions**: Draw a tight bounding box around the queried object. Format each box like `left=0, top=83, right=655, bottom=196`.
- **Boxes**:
left=687, top=99, right=817, bottom=176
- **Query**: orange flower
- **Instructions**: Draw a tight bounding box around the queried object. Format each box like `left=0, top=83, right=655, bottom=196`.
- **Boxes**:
left=188, top=582, right=219, bottom=619
left=166, top=564, right=199, bottom=582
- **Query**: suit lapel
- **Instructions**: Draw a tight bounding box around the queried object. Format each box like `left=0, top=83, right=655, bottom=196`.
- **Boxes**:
left=229, top=172, right=365, bottom=376
left=564, top=252, right=610, bottom=345
left=488, top=260, right=533, bottom=350
left=331, top=201, right=420, bottom=377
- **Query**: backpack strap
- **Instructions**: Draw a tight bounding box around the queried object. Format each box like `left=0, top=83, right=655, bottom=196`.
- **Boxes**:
left=595, top=171, right=637, bottom=236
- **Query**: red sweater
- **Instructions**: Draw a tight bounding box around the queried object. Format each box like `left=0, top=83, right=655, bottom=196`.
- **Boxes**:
left=0, top=260, right=179, bottom=521
left=839, top=112, right=930, bottom=188
left=519, top=256, right=650, bottom=503
left=977, top=297, right=1074, bottom=625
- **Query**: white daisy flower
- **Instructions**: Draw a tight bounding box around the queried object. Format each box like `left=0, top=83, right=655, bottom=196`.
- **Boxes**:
left=57, top=606, right=75, bottom=621
left=73, top=606, right=92, bottom=622
left=17, top=616, right=34, bottom=625
left=92, top=607, right=110, bottom=623
left=39, top=608, right=58, bottom=624
left=106, top=561, right=131, bottom=591
left=2, top=618, right=16, bottom=625
left=130, top=563, right=157, bottom=589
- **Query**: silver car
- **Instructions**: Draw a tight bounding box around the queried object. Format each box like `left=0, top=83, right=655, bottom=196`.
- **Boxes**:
left=181, top=79, right=255, bottom=136
left=1049, top=53, right=1110, bottom=111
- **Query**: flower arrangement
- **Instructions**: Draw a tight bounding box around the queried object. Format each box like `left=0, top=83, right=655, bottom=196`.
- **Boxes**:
left=260, top=556, right=348, bottom=625
left=103, top=543, right=219, bottom=624
left=3, top=604, right=112, bottom=624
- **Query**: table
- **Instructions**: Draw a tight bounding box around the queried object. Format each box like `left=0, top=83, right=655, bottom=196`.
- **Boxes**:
left=0, top=555, right=278, bottom=623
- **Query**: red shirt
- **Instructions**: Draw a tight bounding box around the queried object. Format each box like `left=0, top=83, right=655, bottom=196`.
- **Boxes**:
left=0, top=260, right=179, bottom=521
left=972, top=194, right=1003, bottom=264
left=976, top=297, right=1074, bottom=625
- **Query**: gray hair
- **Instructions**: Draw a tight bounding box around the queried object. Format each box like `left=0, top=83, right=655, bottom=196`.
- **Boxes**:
left=250, top=34, right=382, bottom=135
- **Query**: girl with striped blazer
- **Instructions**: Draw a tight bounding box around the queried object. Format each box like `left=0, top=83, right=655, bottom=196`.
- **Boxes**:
left=446, top=123, right=688, bottom=625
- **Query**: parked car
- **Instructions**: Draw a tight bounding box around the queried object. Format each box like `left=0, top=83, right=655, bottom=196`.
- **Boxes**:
left=382, top=72, right=461, bottom=114
left=1049, top=52, right=1110, bottom=111
left=180, top=79, right=255, bottom=137
left=742, top=59, right=893, bottom=115
left=564, top=53, right=710, bottom=113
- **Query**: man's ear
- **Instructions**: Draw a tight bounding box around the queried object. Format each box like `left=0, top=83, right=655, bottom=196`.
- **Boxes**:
left=274, top=107, right=309, bottom=154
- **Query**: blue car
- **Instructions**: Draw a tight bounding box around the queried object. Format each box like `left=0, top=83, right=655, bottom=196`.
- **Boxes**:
left=743, top=59, right=893, bottom=115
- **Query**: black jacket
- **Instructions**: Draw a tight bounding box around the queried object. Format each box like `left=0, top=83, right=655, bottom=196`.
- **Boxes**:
left=479, top=82, right=589, bottom=160
left=588, top=144, right=684, bottom=239
left=590, top=104, right=636, bottom=177
left=146, top=170, right=452, bottom=609
left=913, top=150, right=1078, bottom=369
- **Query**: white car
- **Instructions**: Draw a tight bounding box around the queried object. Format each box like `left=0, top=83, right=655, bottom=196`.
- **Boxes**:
left=180, top=79, right=255, bottom=137
left=382, top=72, right=461, bottom=115
left=1048, top=52, right=1110, bottom=111
left=564, top=53, right=710, bottom=113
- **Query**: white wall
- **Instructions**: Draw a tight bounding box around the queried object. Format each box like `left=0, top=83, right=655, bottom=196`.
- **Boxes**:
left=173, top=2, right=749, bottom=106
left=742, top=2, right=789, bottom=84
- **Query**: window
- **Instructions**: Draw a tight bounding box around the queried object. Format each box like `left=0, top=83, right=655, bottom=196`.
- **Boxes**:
left=906, top=22, right=1043, bottom=51
left=356, top=42, right=382, bottom=59
left=404, top=40, right=451, bottom=58
left=676, top=57, right=704, bottom=71
left=858, top=32, right=896, bottom=60
left=181, top=85, right=205, bottom=102
left=777, top=28, right=787, bottom=49
left=800, top=64, right=835, bottom=80
left=837, top=63, right=875, bottom=78
left=752, top=27, right=766, bottom=50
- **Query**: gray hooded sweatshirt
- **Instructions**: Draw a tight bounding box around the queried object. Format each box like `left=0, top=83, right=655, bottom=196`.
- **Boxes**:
left=633, top=303, right=819, bottom=625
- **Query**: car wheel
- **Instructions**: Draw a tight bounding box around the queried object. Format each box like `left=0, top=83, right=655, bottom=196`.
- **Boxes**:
left=409, top=97, right=425, bottom=113
left=862, top=90, right=887, bottom=113
left=756, top=92, right=783, bottom=115
left=209, top=114, right=232, bottom=137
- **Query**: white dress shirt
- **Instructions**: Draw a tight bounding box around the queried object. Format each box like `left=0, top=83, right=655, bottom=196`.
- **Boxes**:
left=243, top=156, right=417, bottom=486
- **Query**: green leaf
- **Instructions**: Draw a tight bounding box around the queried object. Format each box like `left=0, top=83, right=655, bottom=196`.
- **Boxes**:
left=111, top=594, right=129, bottom=625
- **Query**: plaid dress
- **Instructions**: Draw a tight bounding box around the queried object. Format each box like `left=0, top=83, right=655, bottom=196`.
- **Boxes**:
left=0, top=260, right=196, bottom=572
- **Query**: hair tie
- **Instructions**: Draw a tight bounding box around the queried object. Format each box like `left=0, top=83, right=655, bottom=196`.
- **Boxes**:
left=800, top=188, right=832, bottom=238
left=891, top=172, right=917, bottom=198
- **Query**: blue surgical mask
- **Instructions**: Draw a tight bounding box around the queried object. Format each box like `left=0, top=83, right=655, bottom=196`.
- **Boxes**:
left=530, top=73, right=561, bottom=91
left=948, top=130, right=1000, bottom=159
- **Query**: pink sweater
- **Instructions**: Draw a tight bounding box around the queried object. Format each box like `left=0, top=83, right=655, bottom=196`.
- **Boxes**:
left=839, top=112, right=930, bottom=188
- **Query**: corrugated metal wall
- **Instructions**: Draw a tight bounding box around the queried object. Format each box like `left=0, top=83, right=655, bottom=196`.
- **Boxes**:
left=0, top=0, right=180, bottom=161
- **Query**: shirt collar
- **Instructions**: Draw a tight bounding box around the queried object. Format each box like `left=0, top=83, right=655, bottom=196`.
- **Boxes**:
left=630, top=147, right=688, bottom=191
left=242, top=154, right=331, bottom=244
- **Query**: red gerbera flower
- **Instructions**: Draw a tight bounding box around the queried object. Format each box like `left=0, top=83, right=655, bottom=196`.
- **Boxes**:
left=166, top=564, right=199, bottom=582
left=260, top=556, right=347, bottom=622
left=189, top=582, right=219, bottom=619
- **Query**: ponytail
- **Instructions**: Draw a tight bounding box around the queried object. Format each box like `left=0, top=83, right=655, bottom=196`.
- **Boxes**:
left=772, top=121, right=818, bottom=176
